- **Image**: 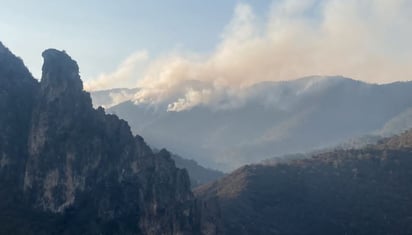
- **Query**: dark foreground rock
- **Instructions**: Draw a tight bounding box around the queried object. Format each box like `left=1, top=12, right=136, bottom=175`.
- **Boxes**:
left=0, top=42, right=205, bottom=235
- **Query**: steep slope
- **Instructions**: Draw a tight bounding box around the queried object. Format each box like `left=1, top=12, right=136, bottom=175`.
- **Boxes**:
left=195, top=129, right=412, bottom=235
left=107, top=77, right=412, bottom=171
left=0, top=41, right=38, bottom=183
left=0, top=43, right=203, bottom=235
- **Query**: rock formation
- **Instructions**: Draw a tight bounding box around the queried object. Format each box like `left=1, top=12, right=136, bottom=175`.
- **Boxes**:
left=0, top=43, right=203, bottom=235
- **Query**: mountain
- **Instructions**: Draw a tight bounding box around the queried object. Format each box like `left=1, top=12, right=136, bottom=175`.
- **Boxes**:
left=102, top=76, right=412, bottom=171
left=170, top=154, right=224, bottom=188
left=195, top=129, right=412, bottom=235
left=0, top=42, right=207, bottom=234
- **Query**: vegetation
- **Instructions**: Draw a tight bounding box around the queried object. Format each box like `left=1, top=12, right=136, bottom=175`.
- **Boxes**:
left=196, top=131, right=412, bottom=234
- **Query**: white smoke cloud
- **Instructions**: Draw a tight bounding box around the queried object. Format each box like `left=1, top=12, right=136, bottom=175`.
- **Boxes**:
left=167, top=88, right=212, bottom=112
left=87, top=0, right=412, bottom=111
left=84, top=51, right=148, bottom=91
left=107, top=90, right=137, bottom=108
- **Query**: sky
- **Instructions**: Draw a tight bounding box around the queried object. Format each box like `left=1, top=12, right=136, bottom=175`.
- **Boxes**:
left=1, top=0, right=412, bottom=111
left=0, top=0, right=271, bottom=80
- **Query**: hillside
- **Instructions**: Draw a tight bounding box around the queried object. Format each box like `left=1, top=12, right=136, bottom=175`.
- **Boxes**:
left=195, top=129, right=412, bottom=235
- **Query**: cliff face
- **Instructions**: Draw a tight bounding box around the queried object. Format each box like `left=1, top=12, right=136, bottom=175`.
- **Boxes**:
left=0, top=43, right=201, bottom=234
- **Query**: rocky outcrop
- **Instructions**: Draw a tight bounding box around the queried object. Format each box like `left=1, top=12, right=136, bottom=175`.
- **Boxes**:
left=0, top=43, right=203, bottom=234
left=0, top=42, right=37, bottom=184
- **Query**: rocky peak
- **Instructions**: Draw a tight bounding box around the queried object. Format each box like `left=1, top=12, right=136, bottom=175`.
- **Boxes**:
left=0, top=42, right=33, bottom=82
left=28, top=49, right=93, bottom=157
left=40, top=49, right=84, bottom=101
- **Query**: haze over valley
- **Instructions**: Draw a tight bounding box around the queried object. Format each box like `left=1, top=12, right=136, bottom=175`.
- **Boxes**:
left=92, top=77, right=412, bottom=171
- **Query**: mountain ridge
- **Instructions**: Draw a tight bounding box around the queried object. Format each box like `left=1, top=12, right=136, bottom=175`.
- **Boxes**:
left=97, top=76, right=412, bottom=171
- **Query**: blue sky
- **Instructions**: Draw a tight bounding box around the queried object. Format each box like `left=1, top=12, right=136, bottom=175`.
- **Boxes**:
left=0, top=0, right=272, bottom=79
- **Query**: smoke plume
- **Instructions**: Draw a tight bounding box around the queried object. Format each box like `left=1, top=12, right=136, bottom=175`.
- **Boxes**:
left=87, top=0, right=412, bottom=111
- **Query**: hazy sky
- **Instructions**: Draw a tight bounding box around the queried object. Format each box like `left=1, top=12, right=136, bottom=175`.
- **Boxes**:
left=1, top=0, right=412, bottom=108
left=0, top=0, right=271, bottom=79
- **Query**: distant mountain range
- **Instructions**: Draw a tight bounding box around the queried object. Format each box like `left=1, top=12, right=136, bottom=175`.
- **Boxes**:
left=91, top=76, right=412, bottom=171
